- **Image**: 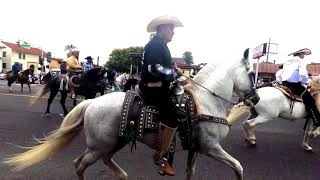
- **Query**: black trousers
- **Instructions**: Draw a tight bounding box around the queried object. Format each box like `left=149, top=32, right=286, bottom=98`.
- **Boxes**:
left=282, top=81, right=320, bottom=127
left=139, top=85, right=178, bottom=128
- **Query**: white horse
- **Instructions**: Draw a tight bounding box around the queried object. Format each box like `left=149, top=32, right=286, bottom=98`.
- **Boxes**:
left=4, top=51, right=254, bottom=180
left=233, top=77, right=320, bottom=151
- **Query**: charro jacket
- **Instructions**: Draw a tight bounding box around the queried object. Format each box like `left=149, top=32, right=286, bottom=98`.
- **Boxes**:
left=141, top=36, right=179, bottom=89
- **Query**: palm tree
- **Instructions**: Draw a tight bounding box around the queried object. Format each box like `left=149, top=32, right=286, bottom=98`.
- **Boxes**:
left=64, top=44, right=77, bottom=52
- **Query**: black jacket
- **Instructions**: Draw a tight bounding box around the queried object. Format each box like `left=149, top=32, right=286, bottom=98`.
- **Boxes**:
left=140, top=36, right=178, bottom=89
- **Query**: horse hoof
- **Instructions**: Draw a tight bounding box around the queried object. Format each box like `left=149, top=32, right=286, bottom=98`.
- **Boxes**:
left=245, top=139, right=256, bottom=147
left=303, top=146, right=313, bottom=152
left=41, top=113, right=52, bottom=118
left=312, top=132, right=320, bottom=138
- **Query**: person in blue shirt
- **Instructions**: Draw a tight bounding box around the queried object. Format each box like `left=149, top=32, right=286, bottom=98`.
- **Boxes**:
left=12, top=62, right=21, bottom=75
left=83, top=56, right=94, bottom=72
left=281, top=48, right=320, bottom=127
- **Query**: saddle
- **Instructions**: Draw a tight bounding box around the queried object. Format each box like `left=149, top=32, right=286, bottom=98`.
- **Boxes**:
left=119, top=87, right=230, bottom=150
left=276, top=84, right=302, bottom=102
left=119, top=89, right=197, bottom=150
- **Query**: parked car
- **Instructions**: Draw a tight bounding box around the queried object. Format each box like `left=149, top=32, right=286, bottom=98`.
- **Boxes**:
left=0, top=73, right=7, bottom=80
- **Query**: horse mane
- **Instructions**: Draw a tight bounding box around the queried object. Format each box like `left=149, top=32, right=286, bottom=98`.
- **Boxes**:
left=22, top=69, right=32, bottom=75
left=83, top=68, right=105, bottom=81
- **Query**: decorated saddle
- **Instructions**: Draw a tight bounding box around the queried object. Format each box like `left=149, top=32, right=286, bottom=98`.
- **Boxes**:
left=276, top=84, right=302, bottom=102
left=119, top=87, right=230, bottom=150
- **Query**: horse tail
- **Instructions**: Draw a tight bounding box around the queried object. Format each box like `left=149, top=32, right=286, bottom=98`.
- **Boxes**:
left=29, top=83, right=50, bottom=106
left=4, top=99, right=93, bottom=171
left=227, top=103, right=252, bottom=124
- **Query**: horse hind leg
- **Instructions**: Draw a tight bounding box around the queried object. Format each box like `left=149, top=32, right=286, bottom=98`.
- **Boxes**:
left=103, top=156, right=128, bottom=180
left=302, top=118, right=314, bottom=152
left=205, top=144, right=243, bottom=180
left=73, top=149, right=102, bottom=180
left=185, top=150, right=197, bottom=180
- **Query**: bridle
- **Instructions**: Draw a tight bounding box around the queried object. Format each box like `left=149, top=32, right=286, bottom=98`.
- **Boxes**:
left=183, top=63, right=259, bottom=106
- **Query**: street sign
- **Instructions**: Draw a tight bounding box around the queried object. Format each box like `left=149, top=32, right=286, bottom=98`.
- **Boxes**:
left=253, top=43, right=267, bottom=59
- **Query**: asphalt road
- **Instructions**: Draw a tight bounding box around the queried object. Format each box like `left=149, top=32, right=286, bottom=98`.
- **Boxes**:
left=0, top=80, right=319, bottom=180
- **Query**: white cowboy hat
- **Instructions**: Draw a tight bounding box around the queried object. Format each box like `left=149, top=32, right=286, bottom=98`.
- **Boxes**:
left=288, top=48, right=311, bottom=56
left=147, top=15, right=184, bottom=33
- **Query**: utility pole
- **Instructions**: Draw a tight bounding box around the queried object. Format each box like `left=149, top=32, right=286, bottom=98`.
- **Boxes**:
left=254, top=57, right=260, bottom=87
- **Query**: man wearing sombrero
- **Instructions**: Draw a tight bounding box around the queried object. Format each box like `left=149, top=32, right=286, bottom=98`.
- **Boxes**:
left=282, top=48, right=320, bottom=128
left=139, top=15, right=185, bottom=176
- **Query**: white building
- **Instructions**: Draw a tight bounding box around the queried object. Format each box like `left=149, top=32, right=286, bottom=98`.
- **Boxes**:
left=0, top=41, right=49, bottom=74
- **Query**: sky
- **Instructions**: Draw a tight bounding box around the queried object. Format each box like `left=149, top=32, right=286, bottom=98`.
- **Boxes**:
left=1, top=0, right=319, bottom=65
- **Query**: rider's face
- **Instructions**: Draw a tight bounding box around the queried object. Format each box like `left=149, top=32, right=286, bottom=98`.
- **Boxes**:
left=158, top=24, right=175, bottom=42
left=298, top=53, right=305, bottom=59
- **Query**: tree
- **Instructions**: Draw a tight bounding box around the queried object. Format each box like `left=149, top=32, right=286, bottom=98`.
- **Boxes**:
left=64, top=44, right=77, bottom=52
left=183, top=51, right=194, bottom=64
left=105, top=46, right=144, bottom=73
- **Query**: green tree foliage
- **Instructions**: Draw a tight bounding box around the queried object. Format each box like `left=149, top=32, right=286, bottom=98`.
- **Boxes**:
left=105, top=46, right=144, bottom=73
left=64, top=44, right=77, bottom=52
left=183, top=51, right=194, bottom=64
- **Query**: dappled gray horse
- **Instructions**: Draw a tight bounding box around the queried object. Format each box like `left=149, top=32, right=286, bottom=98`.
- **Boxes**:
left=4, top=50, right=255, bottom=180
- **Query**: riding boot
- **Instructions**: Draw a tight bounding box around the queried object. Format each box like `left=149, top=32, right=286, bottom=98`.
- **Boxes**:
left=153, top=123, right=177, bottom=176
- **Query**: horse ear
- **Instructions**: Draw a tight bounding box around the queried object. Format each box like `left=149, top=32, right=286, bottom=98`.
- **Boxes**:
left=243, top=48, right=250, bottom=60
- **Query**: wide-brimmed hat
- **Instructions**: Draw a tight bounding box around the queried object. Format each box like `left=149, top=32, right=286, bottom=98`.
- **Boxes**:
left=147, top=15, right=183, bottom=33
left=85, top=56, right=93, bottom=60
left=288, top=48, right=311, bottom=56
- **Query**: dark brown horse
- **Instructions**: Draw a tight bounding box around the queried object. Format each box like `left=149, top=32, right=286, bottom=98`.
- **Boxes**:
left=6, top=69, right=34, bottom=92
left=31, top=68, right=107, bottom=116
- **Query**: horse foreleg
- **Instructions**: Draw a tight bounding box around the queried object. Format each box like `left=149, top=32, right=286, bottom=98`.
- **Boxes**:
left=8, top=83, right=12, bottom=92
left=74, top=149, right=102, bottom=180
left=185, top=150, right=197, bottom=180
left=205, top=144, right=243, bottom=180
left=103, top=157, right=128, bottom=180
left=45, top=90, right=58, bottom=116
left=302, top=118, right=313, bottom=152
left=21, top=83, right=23, bottom=92
left=243, top=115, right=270, bottom=146
left=73, top=98, right=77, bottom=107
left=60, top=91, right=69, bottom=116
left=27, top=83, right=31, bottom=92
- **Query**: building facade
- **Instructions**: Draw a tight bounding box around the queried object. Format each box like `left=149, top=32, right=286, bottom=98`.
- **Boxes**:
left=254, top=62, right=320, bottom=83
left=0, top=41, right=49, bottom=74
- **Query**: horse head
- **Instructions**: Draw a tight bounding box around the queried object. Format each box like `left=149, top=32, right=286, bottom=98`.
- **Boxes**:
left=233, top=48, right=255, bottom=99
left=22, top=69, right=34, bottom=76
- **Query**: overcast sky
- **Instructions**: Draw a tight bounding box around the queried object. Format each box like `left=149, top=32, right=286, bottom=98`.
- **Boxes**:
left=1, top=0, right=319, bottom=65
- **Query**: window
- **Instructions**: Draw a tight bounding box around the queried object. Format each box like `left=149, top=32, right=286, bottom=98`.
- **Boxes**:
left=23, top=53, right=26, bottom=59
left=2, top=63, right=6, bottom=68
left=19, top=53, right=22, bottom=59
left=2, top=51, right=6, bottom=57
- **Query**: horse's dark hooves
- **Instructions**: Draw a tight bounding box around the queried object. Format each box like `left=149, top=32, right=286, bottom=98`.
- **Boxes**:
left=41, top=113, right=52, bottom=118
left=59, top=114, right=66, bottom=119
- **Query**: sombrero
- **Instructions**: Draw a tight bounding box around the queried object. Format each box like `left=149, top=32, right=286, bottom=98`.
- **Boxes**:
left=288, top=48, right=311, bottom=56
left=147, top=15, right=183, bottom=33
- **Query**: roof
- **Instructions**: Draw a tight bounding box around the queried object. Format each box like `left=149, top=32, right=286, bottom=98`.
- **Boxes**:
left=253, top=63, right=280, bottom=74
left=253, top=62, right=320, bottom=75
left=172, top=57, right=185, bottom=64
left=1, top=41, right=47, bottom=56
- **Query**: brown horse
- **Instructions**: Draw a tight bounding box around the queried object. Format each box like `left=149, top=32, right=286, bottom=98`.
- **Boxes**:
left=6, top=69, right=34, bottom=92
